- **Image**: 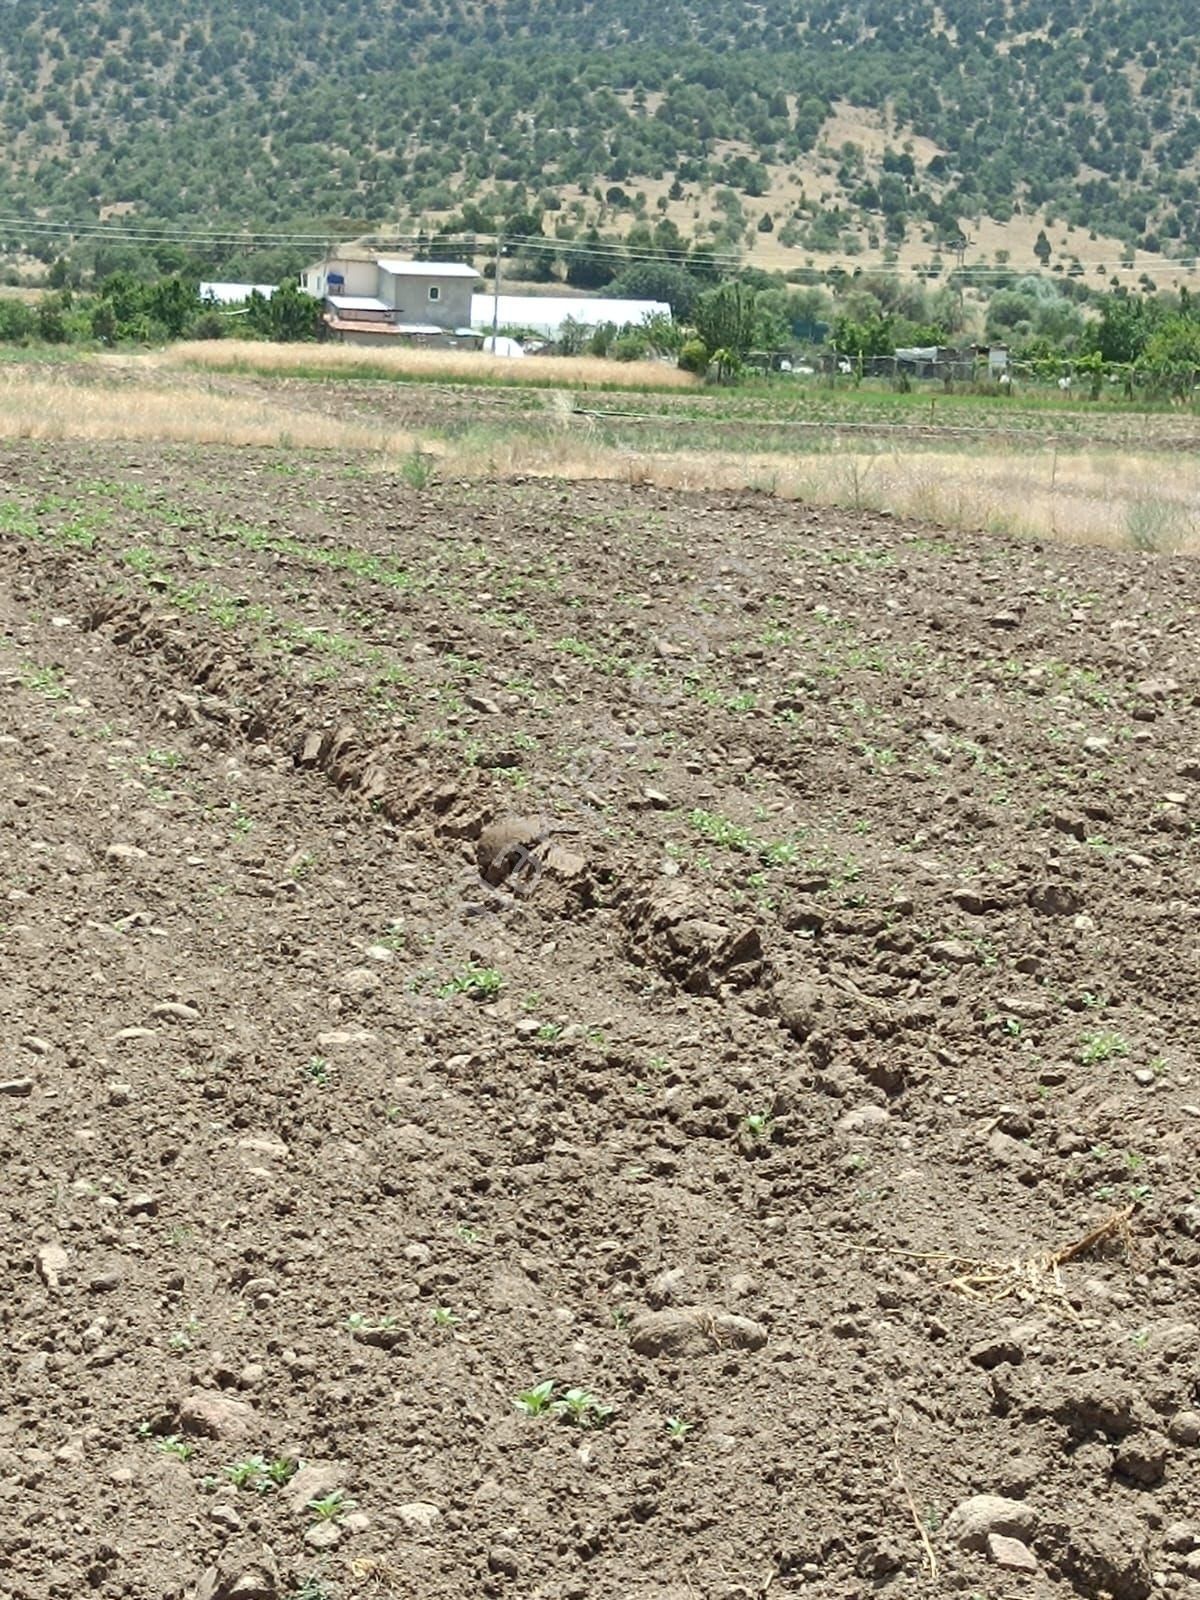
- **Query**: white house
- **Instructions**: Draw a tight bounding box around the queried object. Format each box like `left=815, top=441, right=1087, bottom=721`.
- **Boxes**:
left=200, top=281, right=277, bottom=305
left=299, top=254, right=484, bottom=345
left=471, top=294, right=670, bottom=337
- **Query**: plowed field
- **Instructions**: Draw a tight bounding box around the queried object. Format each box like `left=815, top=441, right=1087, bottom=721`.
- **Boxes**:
left=2, top=440, right=1199, bottom=1600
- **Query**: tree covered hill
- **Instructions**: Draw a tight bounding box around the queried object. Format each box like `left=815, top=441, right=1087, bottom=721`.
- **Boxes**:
left=2, top=0, right=1198, bottom=276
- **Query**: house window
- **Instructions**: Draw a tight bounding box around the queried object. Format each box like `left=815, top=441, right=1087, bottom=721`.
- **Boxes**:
left=428, top=285, right=441, bottom=302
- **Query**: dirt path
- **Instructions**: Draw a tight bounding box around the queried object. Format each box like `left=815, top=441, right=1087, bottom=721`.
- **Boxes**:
left=1, top=441, right=1198, bottom=1600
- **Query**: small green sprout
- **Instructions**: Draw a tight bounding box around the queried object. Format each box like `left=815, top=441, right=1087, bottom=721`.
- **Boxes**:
left=513, top=1380, right=557, bottom=1417
left=228, top=802, right=254, bottom=836
left=291, top=1582, right=334, bottom=1600
left=307, top=1489, right=355, bottom=1521
left=665, top=1416, right=692, bottom=1440
left=1078, top=1030, right=1129, bottom=1065
left=514, top=1382, right=612, bottom=1426
left=345, top=1305, right=401, bottom=1344
left=155, top=1434, right=194, bottom=1461
left=222, top=1455, right=297, bottom=1492
left=225, top=1455, right=271, bottom=1489
left=439, top=966, right=503, bottom=1000
left=551, top=1388, right=614, bottom=1429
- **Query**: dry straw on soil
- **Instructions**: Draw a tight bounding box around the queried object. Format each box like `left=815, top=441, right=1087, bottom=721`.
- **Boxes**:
left=169, top=339, right=699, bottom=391
left=847, top=1204, right=1138, bottom=1315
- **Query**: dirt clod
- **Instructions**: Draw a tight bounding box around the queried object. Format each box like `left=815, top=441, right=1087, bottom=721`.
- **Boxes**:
left=192, top=1543, right=279, bottom=1600
left=177, top=1391, right=261, bottom=1442
left=946, top=1495, right=1038, bottom=1551
left=628, top=1306, right=768, bottom=1358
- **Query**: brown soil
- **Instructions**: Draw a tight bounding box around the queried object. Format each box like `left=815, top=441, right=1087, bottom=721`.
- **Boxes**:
left=2, top=440, right=1199, bottom=1600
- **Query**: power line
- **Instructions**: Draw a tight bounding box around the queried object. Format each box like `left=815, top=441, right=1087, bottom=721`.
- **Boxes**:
left=0, top=211, right=1195, bottom=282
left=0, top=213, right=744, bottom=268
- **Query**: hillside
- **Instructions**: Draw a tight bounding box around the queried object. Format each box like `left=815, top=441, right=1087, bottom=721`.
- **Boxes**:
left=1, top=0, right=1198, bottom=283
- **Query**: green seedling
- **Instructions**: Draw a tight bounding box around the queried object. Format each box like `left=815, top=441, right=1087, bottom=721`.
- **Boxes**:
left=1078, top=1030, right=1129, bottom=1065
left=290, top=1582, right=334, bottom=1600
left=225, top=1455, right=270, bottom=1489
left=346, top=1311, right=400, bottom=1337
left=306, top=1056, right=331, bottom=1085
left=742, top=1112, right=772, bottom=1140
left=20, top=664, right=70, bottom=700
left=155, top=1434, right=194, bottom=1461
left=514, top=1382, right=612, bottom=1426
left=168, top=1318, right=202, bottom=1351
left=513, top=1381, right=557, bottom=1417
left=228, top=802, right=254, bottom=835
left=430, top=1306, right=459, bottom=1328
left=551, top=1388, right=614, bottom=1429
left=665, top=1416, right=692, bottom=1440
left=308, top=1489, right=355, bottom=1521
left=144, top=747, right=183, bottom=771
left=439, top=966, right=503, bottom=1000
left=401, top=449, right=436, bottom=490
left=225, top=1454, right=297, bottom=1491
left=689, top=808, right=754, bottom=852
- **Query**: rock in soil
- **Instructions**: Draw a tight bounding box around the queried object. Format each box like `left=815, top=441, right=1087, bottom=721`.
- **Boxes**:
left=177, top=1391, right=260, bottom=1443
left=192, top=1541, right=279, bottom=1600
left=946, top=1495, right=1038, bottom=1551
left=396, top=1501, right=443, bottom=1532
left=35, top=1242, right=70, bottom=1290
left=987, top=1532, right=1038, bottom=1572
left=282, top=1460, right=346, bottom=1513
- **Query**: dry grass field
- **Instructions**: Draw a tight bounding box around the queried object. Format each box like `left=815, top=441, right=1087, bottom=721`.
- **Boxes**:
left=4, top=357, right=1196, bottom=554
left=169, top=340, right=698, bottom=393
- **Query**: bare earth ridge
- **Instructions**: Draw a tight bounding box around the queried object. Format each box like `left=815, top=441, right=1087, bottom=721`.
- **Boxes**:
left=1, top=442, right=1198, bottom=1600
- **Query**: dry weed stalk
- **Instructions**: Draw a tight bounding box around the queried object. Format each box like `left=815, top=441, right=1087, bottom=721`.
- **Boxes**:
left=347, top=1554, right=414, bottom=1596
left=892, top=1423, right=938, bottom=1581
left=948, top=1204, right=1135, bottom=1305
left=847, top=1205, right=1137, bottom=1311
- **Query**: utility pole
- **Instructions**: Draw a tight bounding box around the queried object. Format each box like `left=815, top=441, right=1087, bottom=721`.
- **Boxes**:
left=491, top=233, right=503, bottom=350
